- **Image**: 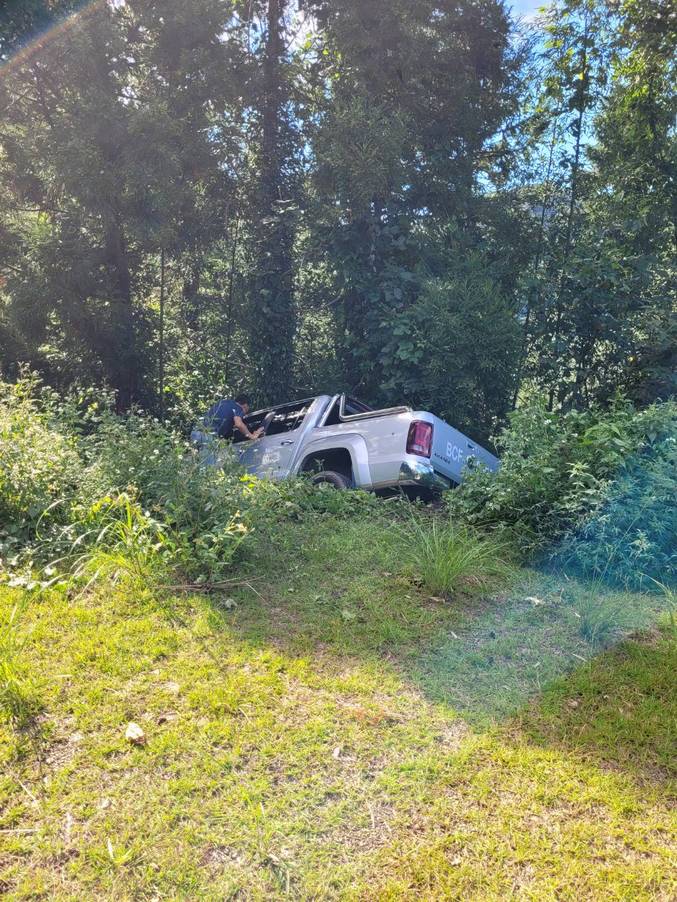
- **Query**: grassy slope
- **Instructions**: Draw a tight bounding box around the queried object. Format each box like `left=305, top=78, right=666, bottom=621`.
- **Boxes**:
left=1, top=514, right=675, bottom=900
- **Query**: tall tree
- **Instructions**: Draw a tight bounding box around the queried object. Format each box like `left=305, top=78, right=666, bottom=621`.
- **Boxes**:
left=520, top=0, right=611, bottom=407
left=0, top=0, right=240, bottom=408
left=520, top=0, right=675, bottom=409
left=245, top=0, right=298, bottom=406
left=306, top=0, right=523, bottom=429
left=585, top=0, right=676, bottom=402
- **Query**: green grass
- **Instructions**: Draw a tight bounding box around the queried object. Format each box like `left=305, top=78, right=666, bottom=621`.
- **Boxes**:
left=1, top=513, right=675, bottom=899
left=0, top=599, right=39, bottom=728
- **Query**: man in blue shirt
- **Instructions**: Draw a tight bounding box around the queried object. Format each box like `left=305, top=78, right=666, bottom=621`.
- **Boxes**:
left=192, top=393, right=263, bottom=456
left=204, top=394, right=263, bottom=440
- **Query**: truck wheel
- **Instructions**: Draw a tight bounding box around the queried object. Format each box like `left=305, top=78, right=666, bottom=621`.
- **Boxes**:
left=311, top=470, right=352, bottom=490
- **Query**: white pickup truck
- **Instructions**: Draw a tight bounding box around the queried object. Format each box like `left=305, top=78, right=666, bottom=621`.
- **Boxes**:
left=232, top=394, right=498, bottom=492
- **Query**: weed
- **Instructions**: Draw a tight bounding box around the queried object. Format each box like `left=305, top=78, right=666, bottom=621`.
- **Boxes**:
left=648, top=577, right=677, bottom=633
left=566, top=581, right=654, bottom=648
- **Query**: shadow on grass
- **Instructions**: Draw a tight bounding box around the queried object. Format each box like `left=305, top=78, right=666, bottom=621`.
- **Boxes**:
left=405, top=580, right=666, bottom=724
left=509, top=628, right=677, bottom=787
left=207, top=515, right=672, bottom=783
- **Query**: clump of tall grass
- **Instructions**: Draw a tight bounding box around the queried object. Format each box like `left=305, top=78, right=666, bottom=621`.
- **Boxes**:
left=572, top=586, right=628, bottom=647
left=649, top=578, right=677, bottom=634
left=397, top=518, right=514, bottom=596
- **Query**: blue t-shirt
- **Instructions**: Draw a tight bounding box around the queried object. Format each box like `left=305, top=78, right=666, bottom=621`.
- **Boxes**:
left=203, top=399, right=245, bottom=439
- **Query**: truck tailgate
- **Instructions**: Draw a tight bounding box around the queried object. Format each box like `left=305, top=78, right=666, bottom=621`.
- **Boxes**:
left=429, top=417, right=499, bottom=484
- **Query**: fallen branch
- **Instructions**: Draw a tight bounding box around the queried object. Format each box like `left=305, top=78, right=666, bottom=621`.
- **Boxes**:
left=155, top=577, right=262, bottom=595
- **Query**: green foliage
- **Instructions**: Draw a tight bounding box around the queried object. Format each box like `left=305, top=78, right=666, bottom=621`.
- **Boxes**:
left=0, top=0, right=674, bottom=427
left=314, top=96, right=411, bottom=216
left=556, top=433, right=677, bottom=588
left=302, top=0, right=521, bottom=422
left=381, top=247, right=521, bottom=439
left=397, top=517, right=514, bottom=596
left=62, top=425, right=251, bottom=586
left=0, top=376, right=247, bottom=585
left=447, top=397, right=677, bottom=560
left=61, top=492, right=172, bottom=586
left=0, top=374, right=81, bottom=543
left=0, top=374, right=384, bottom=589
left=61, top=489, right=247, bottom=589
left=0, top=598, right=38, bottom=727
left=0, top=0, right=237, bottom=407
left=518, top=0, right=676, bottom=408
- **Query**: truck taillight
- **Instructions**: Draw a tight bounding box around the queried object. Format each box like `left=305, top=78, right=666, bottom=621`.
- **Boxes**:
left=406, top=420, right=433, bottom=458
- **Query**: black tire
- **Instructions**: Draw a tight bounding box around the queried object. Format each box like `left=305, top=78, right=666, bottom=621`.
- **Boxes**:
left=311, top=470, right=352, bottom=490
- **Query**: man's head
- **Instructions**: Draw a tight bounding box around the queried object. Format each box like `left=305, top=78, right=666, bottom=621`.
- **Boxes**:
left=235, top=393, right=251, bottom=415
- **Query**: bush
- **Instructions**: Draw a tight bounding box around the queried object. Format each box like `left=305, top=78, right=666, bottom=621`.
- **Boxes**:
left=56, top=423, right=251, bottom=585
left=447, top=397, right=677, bottom=563
left=0, top=375, right=251, bottom=585
left=0, top=374, right=382, bottom=588
left=0, top=374, right=82, bottom=545
left=555, top=433, right=676, bottom=589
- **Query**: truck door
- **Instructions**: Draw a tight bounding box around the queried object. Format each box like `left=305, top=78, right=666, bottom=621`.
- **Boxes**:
left=259, top=432, right=298, bottom=479
left=238, top=401, right=312, bottom=480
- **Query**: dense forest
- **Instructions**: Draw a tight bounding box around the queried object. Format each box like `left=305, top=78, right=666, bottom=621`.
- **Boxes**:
left=0, top=0, right=674, bottom=438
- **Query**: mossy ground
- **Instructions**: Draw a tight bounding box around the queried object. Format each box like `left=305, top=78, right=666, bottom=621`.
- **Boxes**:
left=1, top=515, right=675, bottom=899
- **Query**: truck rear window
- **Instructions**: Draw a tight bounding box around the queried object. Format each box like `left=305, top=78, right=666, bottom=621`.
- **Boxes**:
left=344, top=397, right=372, bottom=415
left=322, top=396, right=372, bottom=426
left=233, top=401, right=311, bottom=442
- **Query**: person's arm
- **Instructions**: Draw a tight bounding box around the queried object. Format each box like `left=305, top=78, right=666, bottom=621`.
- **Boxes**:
left=234, top=416, right=262, bottom=440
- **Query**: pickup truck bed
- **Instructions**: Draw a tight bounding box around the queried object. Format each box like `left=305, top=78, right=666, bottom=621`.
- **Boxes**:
left=231, top=394, right=498, bottom=492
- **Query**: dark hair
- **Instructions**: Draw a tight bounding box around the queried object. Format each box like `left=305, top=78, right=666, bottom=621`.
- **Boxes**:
left=235, top=393, right=251, bottom=406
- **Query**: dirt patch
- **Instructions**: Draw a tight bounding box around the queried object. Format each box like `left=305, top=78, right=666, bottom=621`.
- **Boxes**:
left=435, top=720, right=470, bottom=751
left=42, top=715, right=85, bottom=770
left=201, top=844, right=247, bottom=871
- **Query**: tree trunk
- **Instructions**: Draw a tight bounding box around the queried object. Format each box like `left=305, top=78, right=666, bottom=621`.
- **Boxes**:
left=549, top=18, right=590, bottom=410
left=224, top=220, right=239, bottom=389
left=103, top=214, right=136, bottom=411
left=512, top=120, right=559, bottom=409
left=248, top=0, right=295, bottom=407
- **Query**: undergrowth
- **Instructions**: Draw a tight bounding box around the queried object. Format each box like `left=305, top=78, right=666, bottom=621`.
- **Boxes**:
left=0, top=373, right=380, bottom=592
left=447, top=396, right=676, bottom=588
